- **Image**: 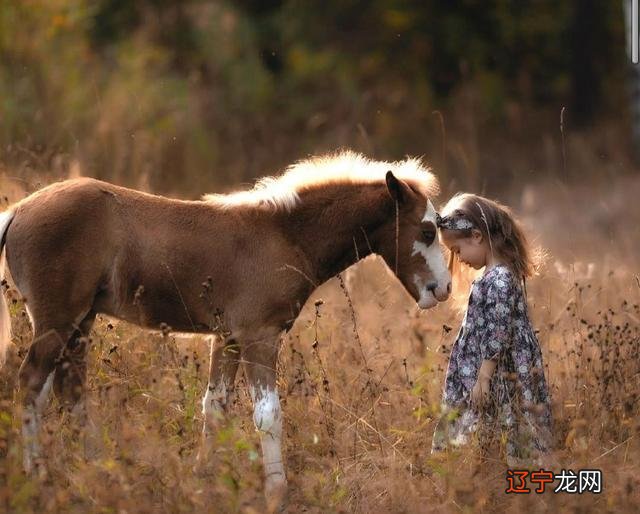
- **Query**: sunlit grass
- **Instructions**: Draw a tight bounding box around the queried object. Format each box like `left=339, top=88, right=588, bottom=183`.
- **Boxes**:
left=0, top=174, right=639, bottom=512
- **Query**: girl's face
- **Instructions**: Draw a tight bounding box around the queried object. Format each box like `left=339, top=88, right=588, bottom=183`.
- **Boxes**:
left=441, top=229, right=487, bottom=270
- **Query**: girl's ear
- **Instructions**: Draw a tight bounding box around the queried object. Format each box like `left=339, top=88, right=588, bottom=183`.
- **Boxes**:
left=471, top=228, right=484, bottom=244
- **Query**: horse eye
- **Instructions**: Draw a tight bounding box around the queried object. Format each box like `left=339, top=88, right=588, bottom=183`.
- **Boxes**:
left=421, top=230, right=436, bottom=245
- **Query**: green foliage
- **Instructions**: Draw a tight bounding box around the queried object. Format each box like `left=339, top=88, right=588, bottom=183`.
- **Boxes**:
left=0, top=0, right=630, bottom=193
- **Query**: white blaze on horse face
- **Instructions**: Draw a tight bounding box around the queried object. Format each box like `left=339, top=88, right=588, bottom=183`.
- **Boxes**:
left=249, top=385, right=286, bottom=489
left=412, top=200, right=451, bottom=308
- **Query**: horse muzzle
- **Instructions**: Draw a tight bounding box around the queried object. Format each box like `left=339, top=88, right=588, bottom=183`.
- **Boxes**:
left=417, top=284, right=450, bottom=309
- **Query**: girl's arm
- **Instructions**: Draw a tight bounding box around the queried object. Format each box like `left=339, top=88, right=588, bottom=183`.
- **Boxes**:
left=472, top=274, right=515, bottom=407
left=471, top=359, right=497, bottom=407
left=478, top=358, right=497, bottom=383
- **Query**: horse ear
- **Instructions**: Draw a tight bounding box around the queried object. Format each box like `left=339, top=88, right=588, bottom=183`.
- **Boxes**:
left=385, top=171, right=406, bottom=204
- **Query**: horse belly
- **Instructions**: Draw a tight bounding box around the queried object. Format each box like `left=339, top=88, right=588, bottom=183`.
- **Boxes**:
left=96, top=252, right=213, bottom=333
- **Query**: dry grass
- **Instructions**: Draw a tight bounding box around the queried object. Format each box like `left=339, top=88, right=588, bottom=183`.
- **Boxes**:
left=0, top=173, right=639, bottom=513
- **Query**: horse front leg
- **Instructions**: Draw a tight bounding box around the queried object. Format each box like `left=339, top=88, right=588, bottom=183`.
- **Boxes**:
left=196, top=336, right=240, bottom=464
left=243, top=334, right=287, bottom=511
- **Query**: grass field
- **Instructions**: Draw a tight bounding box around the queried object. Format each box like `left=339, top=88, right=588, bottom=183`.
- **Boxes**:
left=0, top=171, right=639, bottom=513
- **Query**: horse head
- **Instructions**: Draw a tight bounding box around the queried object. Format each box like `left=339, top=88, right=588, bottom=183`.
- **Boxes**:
left=374, top=170, right=451, bottom=309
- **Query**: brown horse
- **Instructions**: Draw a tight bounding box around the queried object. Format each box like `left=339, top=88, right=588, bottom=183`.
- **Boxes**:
left=0, top=151, right=450, bottom=506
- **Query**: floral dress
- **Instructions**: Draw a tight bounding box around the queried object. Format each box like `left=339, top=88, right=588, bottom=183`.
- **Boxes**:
left=431, top=264, right=553, bottom=464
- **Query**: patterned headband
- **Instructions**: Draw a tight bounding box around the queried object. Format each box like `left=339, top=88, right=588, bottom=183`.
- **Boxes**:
left=435, top=212, right=476, bottom=231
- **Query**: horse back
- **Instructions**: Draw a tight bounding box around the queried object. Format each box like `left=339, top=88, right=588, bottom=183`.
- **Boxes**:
left=5, top=177, right=313, bottom=334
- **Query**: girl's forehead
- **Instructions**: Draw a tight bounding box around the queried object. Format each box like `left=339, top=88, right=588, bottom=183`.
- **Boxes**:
left=440, top=229, right=466, bottom=243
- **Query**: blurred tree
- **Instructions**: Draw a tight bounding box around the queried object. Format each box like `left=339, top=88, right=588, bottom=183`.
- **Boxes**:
left=0, top=0, right=631, bottom=193
left=569, top=0, right=611, bottom=126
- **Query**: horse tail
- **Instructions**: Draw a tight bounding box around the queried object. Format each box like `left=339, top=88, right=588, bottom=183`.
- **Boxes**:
left=0, top=210, right=15, bottom=366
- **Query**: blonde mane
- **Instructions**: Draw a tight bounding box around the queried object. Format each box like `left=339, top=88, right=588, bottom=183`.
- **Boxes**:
left=202, top=150, right=439, bottom=211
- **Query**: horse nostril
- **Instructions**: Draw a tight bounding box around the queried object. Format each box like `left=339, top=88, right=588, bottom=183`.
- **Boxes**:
left=426, top=281, right=438, bottom=292
left=447, top=282, right=452, bottom=294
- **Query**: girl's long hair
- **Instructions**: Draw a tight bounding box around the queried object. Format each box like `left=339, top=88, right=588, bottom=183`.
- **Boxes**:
left=440, top=193, right=538, bottom=283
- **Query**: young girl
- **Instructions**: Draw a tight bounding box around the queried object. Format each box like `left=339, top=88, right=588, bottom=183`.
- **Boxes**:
left=431, top=193, right=552, bottom=467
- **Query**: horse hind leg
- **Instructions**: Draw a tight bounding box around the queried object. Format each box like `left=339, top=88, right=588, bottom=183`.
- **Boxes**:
left=18, top=300, right=95, bottom=476
left=53, top=310, right=96, bottom=415
left=18, top=326, right=73, bottom=476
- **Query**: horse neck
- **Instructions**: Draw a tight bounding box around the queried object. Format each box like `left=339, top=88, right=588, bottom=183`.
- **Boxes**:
left=284, top=184, right=394, bottom=283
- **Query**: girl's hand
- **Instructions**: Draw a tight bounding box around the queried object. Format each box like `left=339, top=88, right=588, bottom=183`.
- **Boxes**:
left=470, top=377, right=491, bottom=409
left=470, top=358, right=497, bottom=409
